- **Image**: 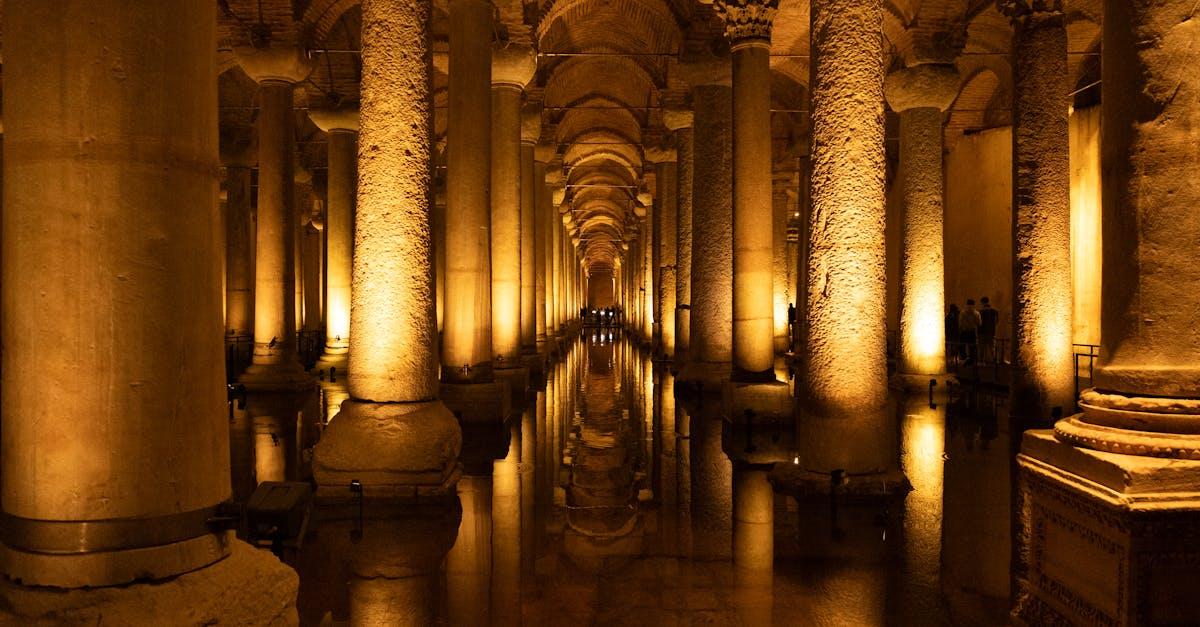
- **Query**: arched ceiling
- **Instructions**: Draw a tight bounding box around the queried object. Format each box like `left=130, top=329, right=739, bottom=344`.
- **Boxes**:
left=208, top=0, right=1105, bottom=273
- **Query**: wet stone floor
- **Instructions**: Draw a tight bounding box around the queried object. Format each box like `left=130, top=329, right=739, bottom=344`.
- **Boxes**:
left=230, top=334, right=1015, bottom=625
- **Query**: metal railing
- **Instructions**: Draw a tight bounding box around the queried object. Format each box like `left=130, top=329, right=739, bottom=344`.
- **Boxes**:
left=1073, top=343, right=1100, bottom=410
left=224, top=330, right=326, bottom=382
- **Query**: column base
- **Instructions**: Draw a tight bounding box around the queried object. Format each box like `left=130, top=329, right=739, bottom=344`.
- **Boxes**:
left=312, top=399, right=463, bottom=500
left=1015, top=429, right=1200, bottom=626
left=521, top=351, right=546, bottom=379
left=1, top=530, right=230, bottom=589
left=239, top=361, right=315, bottom=392
left=494, top=365, right=530, bottom=402
left=676, top=361, right=731, bottom=394
left=440, top=380, right=512, bottom=423
left=889, top=372, right=952, bottom=394
left=314, top=351, right=348, bottom=373
left=0, top=540, right=297, bottom=626
left=721, top=379, right=793, bottom=425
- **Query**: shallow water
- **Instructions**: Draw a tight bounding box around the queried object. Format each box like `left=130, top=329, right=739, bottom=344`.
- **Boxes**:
left=231, top=335, right=1014, bottom=625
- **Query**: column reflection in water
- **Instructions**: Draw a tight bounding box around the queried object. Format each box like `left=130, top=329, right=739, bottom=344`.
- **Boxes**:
left=690, top=400, right=732, bottom=560
left=656, top=371, right=679, bottom=555
left=492, top=419, right=522, bottom=626
left=941, top=390, right=1012, bottom=619
left=446, top=475, right=493, bottom=627
left=733, top=464, right=774, bottom=626
left=896, top=392, right=945, bottom=618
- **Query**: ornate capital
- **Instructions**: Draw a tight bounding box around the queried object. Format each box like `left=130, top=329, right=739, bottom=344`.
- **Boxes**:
left=997, top=0, right=1064, bottom=24
left=715, top=0, right=780, bottom=46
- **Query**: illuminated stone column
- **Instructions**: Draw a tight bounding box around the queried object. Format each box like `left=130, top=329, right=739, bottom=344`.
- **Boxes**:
left=553, top=208, right=566, bottom=334
left=520, top=109, right=541, bottom=359
left=533, top=145, right=556, bottom=352
left=718, top=0, right=779, bottom=380
left=648, top=147, right=678, bottom=360
left=665, top=109, right=695, bottom=367
left=237, top=46, right=315, bottom=390
left=638, top=192, right=655, bottom=343
left=443, top=0, right=494, bottom=382
left=678, top=60, right=734, bottom=389
left=309, top=108, right=359, bottom=367
left=1015, top=1, right=1200, bottom=621
left=491, top=45, right=536, bottom=375
left=312, top=0, right=462, bottom=496
left=435, top=189, right=447, bottom=335
left=546, top=178, right=565, bottom=338
left=799, top=0, right=890, bottom=473
left=221, top=130, right=256, bottom=338
left=301, top=219, right=323, bottom=336
left=0, top=0, right=297, bottom=615
left=1000, top=0, right=1074, bottom=420
left=883, top=64, right=959, bottom=387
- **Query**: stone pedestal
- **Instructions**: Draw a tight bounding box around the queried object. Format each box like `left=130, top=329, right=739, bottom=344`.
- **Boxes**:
left=722, top=379, right=793, bottom=425
left=1015, top=431, right=1200, bottom=625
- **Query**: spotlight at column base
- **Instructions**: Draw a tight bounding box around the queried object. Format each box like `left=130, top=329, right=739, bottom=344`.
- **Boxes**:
left=313, top=399, right=463, bottom=500
left=1016, top=430, right=1200, bottom=625
left=0, top=540, right=296, bottom=624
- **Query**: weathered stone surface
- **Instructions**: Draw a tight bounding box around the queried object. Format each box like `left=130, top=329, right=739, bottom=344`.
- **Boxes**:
left=0, top=541, right=299, bottom=626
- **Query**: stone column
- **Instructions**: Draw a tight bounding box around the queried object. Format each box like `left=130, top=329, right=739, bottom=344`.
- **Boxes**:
left=1001, top=0, right=1074, bottom=420
left=678, top=59, right=734, bottom=390
left=490, top=45, right=536, bottom=377
left=237, top=46, right=315, bottom=390
left=533, top=145, right=556, bottom=352
left=546, top=178, right=565, bottom=339
left=312, top=0, right=462, bottom=497
left=884, top=64, right=959, bottom=388
left=435, top=189, right=447, bottom=335
left=443, top=0, right=494, bottom=383
left=665, top=109, right=695, bottom=368
left=553, top=205, right=566, bottom=335
left=301, top=219, right=323, bottom=333
left=798, top=0, right=891, bottom=474
left=1015, top=1, right=1200, bottom=621
left=648, top=147, right=678, bottom=361
left=0, top=0, right=297, bottom=614
left=638, top=192, right=655, bottom=343
left=520, top=109, right=541, bottom=362
left=309, top=108, right=359, bottom=368
left=221, top=130, right=256, bottom=338
left=718, top=0, right=779, bottom=381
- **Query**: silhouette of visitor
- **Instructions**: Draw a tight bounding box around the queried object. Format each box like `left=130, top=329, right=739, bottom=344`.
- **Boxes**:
left=979, top=296, right=999, bottom=364
left=960, top=299, right=982, bottom=365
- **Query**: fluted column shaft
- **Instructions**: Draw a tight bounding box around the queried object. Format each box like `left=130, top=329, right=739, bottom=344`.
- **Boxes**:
left=800, top=0, right=888, bottom=472
left=443, top=0, right=493, bottom=381
left=642, top=204, right=655, bottom=342
left=2, top=0, right=231, bottom=586
left=1004, top=1, right=1074, bottom=418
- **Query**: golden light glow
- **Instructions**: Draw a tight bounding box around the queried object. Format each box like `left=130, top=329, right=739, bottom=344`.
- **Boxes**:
left=1069, top=106, right=1101, bottom=346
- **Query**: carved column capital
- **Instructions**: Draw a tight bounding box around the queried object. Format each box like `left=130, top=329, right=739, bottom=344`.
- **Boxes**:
left=998, top=0, right=1064, bottom=24
left=714, top=0, right=780, bottom=47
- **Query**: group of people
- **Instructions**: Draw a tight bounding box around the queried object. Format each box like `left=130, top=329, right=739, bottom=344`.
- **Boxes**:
left=583, top=306, right=622, bottom=326
left=946, top=296, right=1000, bottom=365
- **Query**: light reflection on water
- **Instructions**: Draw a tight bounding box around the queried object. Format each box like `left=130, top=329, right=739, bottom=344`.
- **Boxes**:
left=229, top=335, right=1013, bottom=625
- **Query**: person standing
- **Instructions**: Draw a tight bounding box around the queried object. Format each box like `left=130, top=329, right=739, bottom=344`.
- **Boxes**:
left=945, top=303, right=961, bottom=366
left=960, top=299, right=982, bottom=365
left=978, top=296, right=999, bottom=364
